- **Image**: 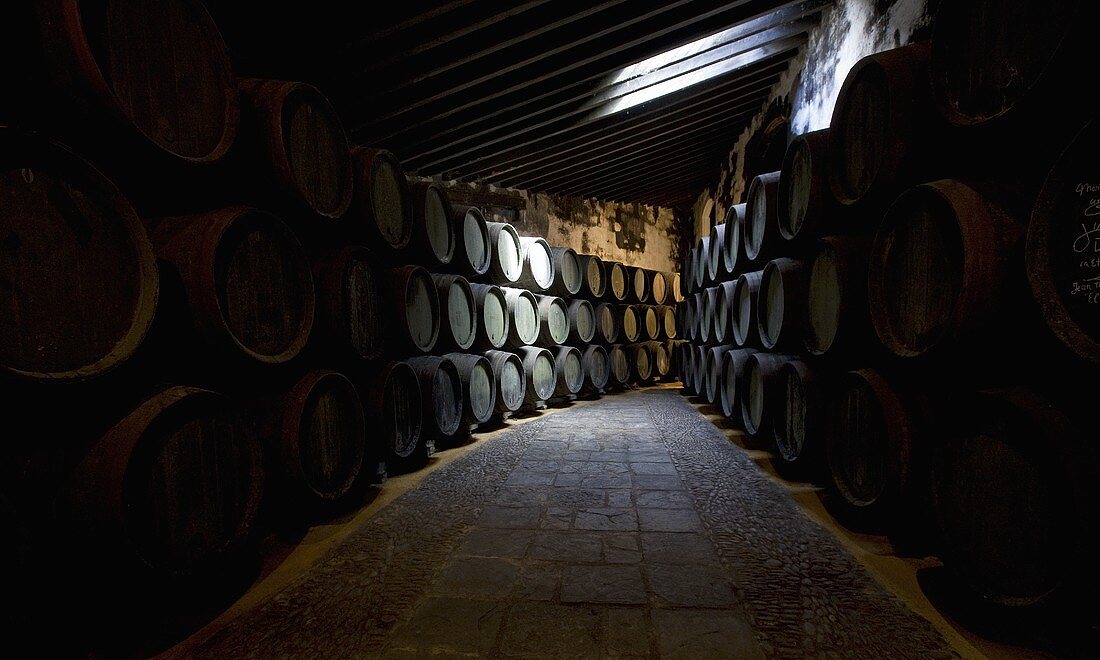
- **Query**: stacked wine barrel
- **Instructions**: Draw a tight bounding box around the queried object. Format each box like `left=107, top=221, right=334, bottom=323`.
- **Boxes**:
left=677, top=1, right=1099, bottom=616
left=0, top=0, right=683, bottom=629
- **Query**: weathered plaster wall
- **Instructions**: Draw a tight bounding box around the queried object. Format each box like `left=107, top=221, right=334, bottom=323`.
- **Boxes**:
left=691, top=0, right=933, bottom=240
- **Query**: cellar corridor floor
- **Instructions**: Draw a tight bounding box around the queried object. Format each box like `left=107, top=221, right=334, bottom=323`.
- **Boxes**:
left=182, top=387, right=957, bottom=659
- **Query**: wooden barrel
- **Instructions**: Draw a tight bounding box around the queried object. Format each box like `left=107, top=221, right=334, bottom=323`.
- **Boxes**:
left=648, top=340, right=672, bottom=380
left=669, top=272, right=684, bottom=303
left=931, top=388, right=1092, bottom=607
left=468, top=283, right=509, bottom=350
left=517, top=346, right=556, bottom=403
left=779, top=129, right=844, bottom=242
left=351, top=148, right=411, bottom=251
left=361, top=361, right=423, bottom=466
left=628, top=343, right=655, bottom=385
left=774, top=360, right=829, bottom=474
left=535, top=295, right=570, bottom=346
left=627, top=266, right=651, bottom=304
left=431, top=274, right=477, bottom=351
left=731, top=271, right=763, bottom=347
left=690, top=345, right=709, bottom=395
left=547, top=247, right=583, bottom=297
left=712, top=284, right=734, bottom=345
left=677, top=342, right=694, bottom=391
left=726, top=204, right=748, bottom=274
left=596, top=302, right=620, bottom=344
left=0, top=128, right=158, bottom=382
left=605, top=261, right=629, bottom=302
left=384, top=266, right=439, bottom=354
left=578, top=253, right=606, bottom=299
left=680, top=251, right=693, bottom=297
left=868, top=180, right=1025, bottom=359
left=759, top=258, right=809, bottom=351
left=268, top=371, right=366, bottom=501
left=567, top=299, right=597, bottom=345
left=445, top=352, right=496, bottom=426
left=745, top=171, right=781, bottom=264
left=693, top=292, right=712, bottom=345
left=741, top=353, right=796, bottom=439
left=693, top=237, right=711, bottom=288
left=408, top=182, right=455, bottom=267
left=681, top=297, right=697, bottom=342
left=827, top=43, right=944, bottom=207
left=651, top=271, right=669, bottom=305
left=711, top=217, right=736, bottom=278
left=66, top=386, right=263, bottom=576
left=405, top=356, right=463, bottom=438
left=619, top=305, right=641, bottom=343
left=659, top=305, right=677, bottom=340
left=640, top=305, right=661, bottom=341
left=582, top=344, right=610, bottom=391
left=703, top=344, right=738, bottom=405
left=1028, top=117, right=1100, bottom=364
left=806, top=236, right=873, bottom=358
left=152, top=206, right=314, bottom=364
left=483, top=350, right=526, bottom=414
left=705, top=286, right=725, bottom=344
left=501, top=287, right=540, bottom=348
left=30, top=0, right=238, bottom=167
left=239, top=79, right=353, bottom=219
left=551, top=345, right=584, bottom=397
left=486, top=221, right=523, bottom=284
left=663, top=339, right=683, bottom=380
left=719, top=348, right=758, bottom=420
left=314, top=246, right=385, bottom=361
left=826, top=369, right=926, bottom=522
left=452, top=205, right=491, bottom=276
left=608, top=345, right=631, bottom=389
left=516, top=236, right=555, bottom=292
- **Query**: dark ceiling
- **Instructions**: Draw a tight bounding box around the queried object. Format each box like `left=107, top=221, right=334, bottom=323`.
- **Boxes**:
left=209, top=0, right=829, bottom=209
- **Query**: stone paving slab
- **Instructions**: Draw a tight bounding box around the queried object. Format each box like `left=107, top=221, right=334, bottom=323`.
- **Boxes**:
left=193, top=390, right=956, bottom=659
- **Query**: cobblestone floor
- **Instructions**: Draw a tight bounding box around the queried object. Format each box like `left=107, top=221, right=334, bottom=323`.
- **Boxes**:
left=195, top=388, right=956, bottom=659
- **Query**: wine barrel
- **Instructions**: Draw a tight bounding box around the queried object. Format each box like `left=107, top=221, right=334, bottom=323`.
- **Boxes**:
left=806, top=236, right=873, bottom=358
left=516, top=236, right=555, bottom=292
left=547, top=247, right=583, bottom=297
left=711, top=217, right=736, bottom=278
left=431, top=274, right=477, bottom=352
left=774, top=360, right=829, bottom=475
left=693, top=237, right=711, bottom=288
left=648, top=340, right=672, bottom=381
left=578, top=253, right=606, bottom=299
left=931, top=388, right=1092, bottom=607
left=408, top=182, right=455, bottom=267
left=607, top=345, right=631, bottom=389
left=313, top=246, right=385, bottom=361
left=711, top=284, right=734, bottom=345
left=468, top=283, right=509, bottom=350
left=779, top=129, right=844, bottom=242
left=483, top=350, right=526, bottom=414
left=567, top=299, right=597, bottom=345
left=669, top=272, right=684, bottom=303
left=361, top=361, right=423, bottom=467
left=1028, top=117, right=1100, bottom=364
left=659, top=305, right=677, bottom=340
left=719, top=348, right=758, bottom=420
left=627, top=266, right=651, bottom=304
left=486, top=221, right=523, bottom=284
left=759, top=258, right=809, bottom=351
left=651, top=271, right=669, bottom=305
left=405, top=356, right=463, bottom=438
left=268, top=371, right=366, bottom=501
left=239, top=79, right=353, bottom=219
left=0, top=128, right=158, bottom=382
left=517, top=346, right=556, bottom=403
left=693, top=292, right=712, bottom=345
left=868, top=180, right=1025, bottom=359
left=745, top=171, right=781, bottom=264
left=551, top=345, right=584, bottom=397
left=501, top=287, right=540, bottom=348
left=640, top=305, right=661, bottom=342
left=680, top=251, right=693, bottom=297
left=731, top=271, right=763, bottom=348
left=384, top=266, right=439, bottom=354
left=628, top=343, right=655, bottom=385
left=704, top=286, right=725, bottom=344
left=677, top=342, right=694, bottom=391
left=535, top=295, right=570, bottom=346
left=683, top=297, right=697, bottom=342
left=703, top=344, right=738, bottom=405
left=596, top=302, right=620, bottom=344
left=29, top=0, right=238, bottom=167
left=66, top=386, right=263, bottom=576
left=351, top=148, right=410, bottom=251
left=152, top=206, right=314, bottom=364
left=445, top=352, right=496, bottom=427
left=620, top=305, right=641, bottom=343
left=726, top=204, right=748, bottom=274
left=741, top=353, right=797, bottom=439
left=663, top=339, right=683, bottom=381
left=605, top=261, right=629, bottom=302
left=828, top=43, right=945, bottom=207
left=451, top=205, right=492, bottom=277
left=581, top=344, right=610, bottom=392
